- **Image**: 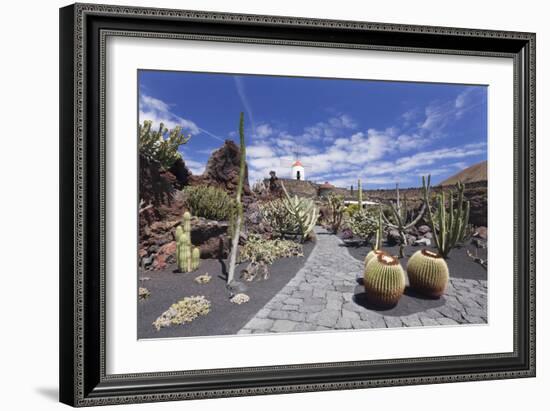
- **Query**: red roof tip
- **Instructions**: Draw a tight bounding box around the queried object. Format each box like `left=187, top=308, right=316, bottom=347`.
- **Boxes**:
left=292, top=160, right=303, bottom=167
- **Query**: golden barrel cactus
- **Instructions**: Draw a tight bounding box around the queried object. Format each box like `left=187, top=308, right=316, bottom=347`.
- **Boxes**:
left=363, top=253, right=406, bottom=307
left=364, top=249, right=387, bottom=269
left=406, top=249, right=449, bottom=298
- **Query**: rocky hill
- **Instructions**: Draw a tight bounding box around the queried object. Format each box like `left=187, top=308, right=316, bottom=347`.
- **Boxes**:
left=439, top=161, right=487, bottom=186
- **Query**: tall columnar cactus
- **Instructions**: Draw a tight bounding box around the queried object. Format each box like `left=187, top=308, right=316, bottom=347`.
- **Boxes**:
left=357, top=179, right=363, bottom=210
left=364, top=206, right=385, bottom=266
left=363, top=253, right=406, bottom=307
left=326, top=193, right=345, bottom=233
left=176, top=211, right=200, bottom=273
left=280, top=182, right=319, bottom=242
left=374, top=205, right=384, bottom=250
left=422, top=176, right=470, bottom=258
left=407, top=249, right=449, bottom=297
left=227, top=113, right=246, bottom=284
left=382, top=181, right=429, bottom=258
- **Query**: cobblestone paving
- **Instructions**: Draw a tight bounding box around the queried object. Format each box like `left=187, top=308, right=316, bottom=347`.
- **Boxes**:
left=238, top=227, right=487, bottom=334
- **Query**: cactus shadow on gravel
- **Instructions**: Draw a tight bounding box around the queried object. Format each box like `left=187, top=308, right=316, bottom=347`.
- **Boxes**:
left=352, top=284, right=446, bottom=316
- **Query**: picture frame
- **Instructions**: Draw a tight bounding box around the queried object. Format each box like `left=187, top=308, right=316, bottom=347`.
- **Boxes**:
left=59, top=2, right=535, bottom=407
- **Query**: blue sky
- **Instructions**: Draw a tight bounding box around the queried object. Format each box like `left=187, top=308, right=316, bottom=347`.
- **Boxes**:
left=138, top=70, right=487, bottom=188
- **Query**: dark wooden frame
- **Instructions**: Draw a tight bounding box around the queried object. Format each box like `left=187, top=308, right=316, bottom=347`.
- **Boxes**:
left=60, top=3, right=536, bottom=407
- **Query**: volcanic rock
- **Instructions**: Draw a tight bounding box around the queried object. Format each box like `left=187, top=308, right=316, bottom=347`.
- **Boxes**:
left=191, top=140, right=251, bottom=197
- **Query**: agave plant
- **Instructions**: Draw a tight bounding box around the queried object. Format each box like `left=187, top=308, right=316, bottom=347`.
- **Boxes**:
left=280, top=182, right=319, bottom=242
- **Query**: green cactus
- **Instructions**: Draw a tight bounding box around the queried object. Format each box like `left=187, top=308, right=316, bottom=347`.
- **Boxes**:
left=227, top=113, right=247, bottom=284
left=326, top=193, right=345, bottom=233
left=407, top=249, right=449, bottom=297
left=259, top=198, right=300, bottom=238
left=373, top=205, right=384, bottom=250
left=183, top=185, right=236, bottom=221
left=363, top=253, right=406, bottom=307
left=176, top=211, right=200, bottom=273
left=358, top=179, right=363, bottom=210
left=139, top=120, right=191, bottom=170
left=364, top=249, right=386, bottom=268
left=382, top=181, right=429, bottom=258
left=422, top=176, right=470, bottom=258
left=192, top=247, right=200, bottom=271
left=280, top=182, right=319, bottom=242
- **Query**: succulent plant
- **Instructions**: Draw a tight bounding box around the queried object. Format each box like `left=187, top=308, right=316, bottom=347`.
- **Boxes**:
left=139, top=120, right=191, bottom=170
left=422, top=176, right=470, bottom=258
left=407, top=249, right=449, bottom=297
left=382, top=180, right=429, bottom=258
left=192, top=247, right=200, bottom=271
left=280, top=182, right=319, bottom=242
left=363, top=253, right=406, bottom=307
left=176, top=211, right=200, bottom=273
left=326, top=193, right=345, bottom=233
left=364, top=249, right=387, bottom=268
left=349, top=208, right=378, bottom=242
left=259, top=198, right=300, bottom=237
left=227, top=112, right=247, bottom=284
left=183, top=185, right=236, bottom=221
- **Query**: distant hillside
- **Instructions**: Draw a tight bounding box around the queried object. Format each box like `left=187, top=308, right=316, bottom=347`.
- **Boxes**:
left=439, top=161, right=487, bottom=186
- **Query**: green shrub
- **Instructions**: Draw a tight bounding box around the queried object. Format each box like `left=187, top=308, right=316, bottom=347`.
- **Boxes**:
left=326, top=193, right=345, bottom=233
left=240, top=234, right=303, bottom=265
left=239, top=234, right=303, bottom=281
left=139, top=120, right=191, bottom=169
left=259, top=190, right=319, bottom=242
left=259, top=198, right=299, bottom=237
left=345, top=203, right=360, bottom=217
left=349, top=208, right=378, bottom=242
left=183, top=185, right=236, bottom=221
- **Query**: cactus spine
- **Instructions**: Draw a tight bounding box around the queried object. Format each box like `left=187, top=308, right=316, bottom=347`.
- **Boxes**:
left=364, top=249, right=386, bottom=268
left=407, top=249, right=449, bottom=297
left=363, top=253, right=406, bottom=307
left=176, top=211, right=200, bottom=272
left=422, top=176, right=470, bottom=258
left=227, top=112, right=246, bottom=284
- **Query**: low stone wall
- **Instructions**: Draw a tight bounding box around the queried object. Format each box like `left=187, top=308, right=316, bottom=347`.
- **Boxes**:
left=274, top=177, right=487, bottom=227
left=264, top=178, right=319, bottom=198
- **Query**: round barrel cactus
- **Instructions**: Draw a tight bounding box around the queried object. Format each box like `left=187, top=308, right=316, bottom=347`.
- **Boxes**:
left=363, top=253, right=405, bottom=307
left=364, top=249, right=387, bottom=269
left=407, top=249, right=449, bottom=297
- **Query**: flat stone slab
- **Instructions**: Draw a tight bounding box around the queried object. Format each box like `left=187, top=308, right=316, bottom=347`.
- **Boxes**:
left=239, top=227, right=487, bottom=334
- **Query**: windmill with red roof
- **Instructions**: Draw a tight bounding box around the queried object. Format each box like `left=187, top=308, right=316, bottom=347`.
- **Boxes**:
left=291, top=159, right=306, bottom=181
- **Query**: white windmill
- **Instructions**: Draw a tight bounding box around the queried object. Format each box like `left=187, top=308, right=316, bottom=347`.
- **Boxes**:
left=291, top=160, right=305, bottom=181
left=280, top=144, right=312, bottom=181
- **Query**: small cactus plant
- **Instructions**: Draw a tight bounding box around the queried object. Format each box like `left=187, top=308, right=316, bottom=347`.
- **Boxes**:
left=407, top=249, right=449, bottom=298
left=176, top=211, right=201, bottom=273
left=363, top=253, right=406, bottom=307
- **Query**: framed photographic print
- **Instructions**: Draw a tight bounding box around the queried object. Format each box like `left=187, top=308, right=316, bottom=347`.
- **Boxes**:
left=59, top=3, right=536, bottom=407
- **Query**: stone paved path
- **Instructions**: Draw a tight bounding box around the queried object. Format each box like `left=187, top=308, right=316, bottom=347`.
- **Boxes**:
left=238, top=227, right=487, bottom=334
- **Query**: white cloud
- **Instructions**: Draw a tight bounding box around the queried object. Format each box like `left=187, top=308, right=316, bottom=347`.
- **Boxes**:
left=243, top=88, right=486, bottom=187
left=254, top=124, right=273, bottom=138
left=139, top=94, right=200, bottom=135
left=247, top=144, right=276, bottom=158
left=184, top=159, right=206, bottom=175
